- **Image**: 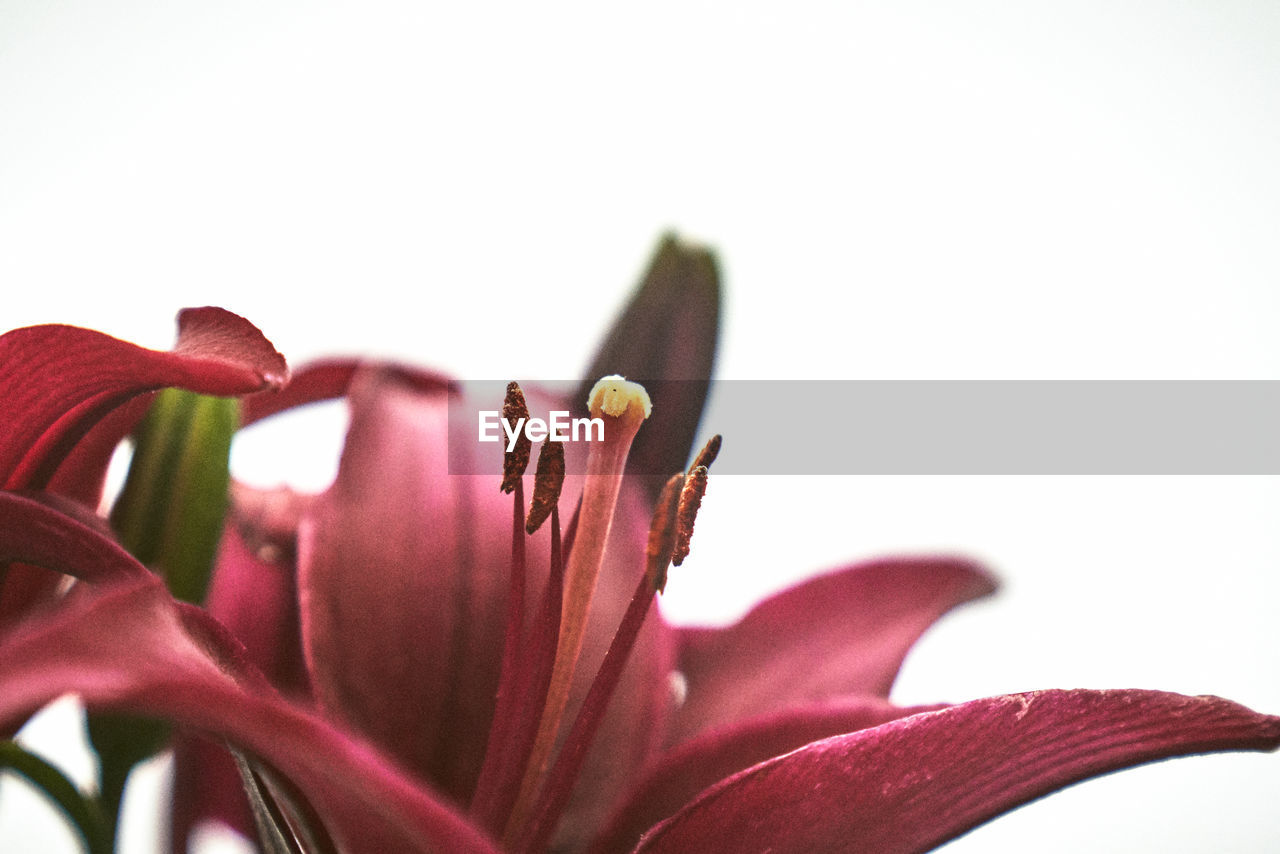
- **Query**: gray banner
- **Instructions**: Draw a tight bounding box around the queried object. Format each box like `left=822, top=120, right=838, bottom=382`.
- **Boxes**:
left=447, top=381, right=1280, bottom=474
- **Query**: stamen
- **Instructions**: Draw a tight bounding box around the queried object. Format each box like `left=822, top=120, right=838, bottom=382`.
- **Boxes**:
left=505, top=376, right=651, bottom=840
left=500, top=382, right=532, bottom=494
left=671, top=435, right=718, bottom=567
left=515, top=474, right=684, bottom=853
left=525, top=440, right=565, bottom=535
left=470, top=396, right=532, bottom=828
left=671, top=465, right=708, bottom=568
left=690, top=433, right=722, bottom=472
left=647, top=473, right=686, bottom=593
left=470, top=497, right=564, bottom=833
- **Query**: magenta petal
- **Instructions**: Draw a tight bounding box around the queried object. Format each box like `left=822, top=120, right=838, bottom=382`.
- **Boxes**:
left=671, top=556, right=997, bottom=743
left=592, top=697, right=946, bottom=854
left=207, top=522, right=309, bottom=695
left=637, top=689, right=1280, bottom=854
left=1, top=307, right=287, bottom=491
left=170, top=734, right=254, bottom=852
left=298, top=368, right=513, bottom=802
left=47, top=396, right=155, bottom=507
left=0, top=577, right=501, bottom=854
left=0, top=491, right=150, bottom=586
left=240, top=358, right=450, bottom=426
left=171, top=524, right=310, bottom=851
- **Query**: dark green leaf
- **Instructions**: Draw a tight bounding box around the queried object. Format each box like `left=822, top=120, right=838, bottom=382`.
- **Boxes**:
left=0, top=740, right=111, bottom=854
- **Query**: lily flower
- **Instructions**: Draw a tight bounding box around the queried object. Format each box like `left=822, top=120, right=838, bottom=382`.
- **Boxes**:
left=0, top=238, right=1277, bottom=854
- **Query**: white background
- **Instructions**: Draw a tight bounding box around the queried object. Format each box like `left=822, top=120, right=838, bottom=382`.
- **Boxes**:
left=2, top=2, right=1278, bottom=852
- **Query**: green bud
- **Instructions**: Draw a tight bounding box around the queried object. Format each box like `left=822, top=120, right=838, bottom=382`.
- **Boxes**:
left=109, top=387, right=239, bottom=604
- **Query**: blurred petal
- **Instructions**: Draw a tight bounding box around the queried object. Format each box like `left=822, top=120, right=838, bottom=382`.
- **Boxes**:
left=592, top=697, right=945, bottom=854
left=170, top=735, right=253, bottom=854
left=671, top=556, right=996, bottom=743
left=0, top=577, right=501, bottom=854
left=170, top=524, right=310, bottom=851
left=0, top=491, right=149, bottom=586
left=240, top=358, right=450, bottom=427
left=579, top=234, right=721, bottom=494
left=298, top=369, right=511, bottom=802
left=636, top=689, right=1280, bottom=854
left=208, top=524, right=309, bottom=695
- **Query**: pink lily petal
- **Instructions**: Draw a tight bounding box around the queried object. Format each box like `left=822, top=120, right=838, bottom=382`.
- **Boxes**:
left=0, top=491, right=149, bottom=587
left=46, top=397, right=155, bottom=508
left=0, top=307, right=287, bottom=492
left=208, top=522, right=310, bottom=696
left=170, top=734, right=254, bottom=853
left=591, top=697, right=946, bottom=854
left=670, top=556, right=997, bottom=744
left=0, top=577, right=501, bottom=854
left=635, top=689, right=1280, bottom=854
left=241, top=358, right=360, bottom=426
left=226, top=481, right=316, bottom=569
left=0, top=498, right=500, bottom=854
left=298, top=368, right=513, bottom=803
left=240, top=358, right=451, bottom=427
left=171, top=523, right=311, bottom=851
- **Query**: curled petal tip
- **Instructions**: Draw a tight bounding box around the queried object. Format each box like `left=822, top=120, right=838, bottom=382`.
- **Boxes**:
left=175, top=306, right=290, bottom=392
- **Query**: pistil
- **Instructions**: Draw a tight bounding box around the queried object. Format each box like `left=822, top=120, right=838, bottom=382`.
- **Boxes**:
left=505, top=376, right=650, bottom=840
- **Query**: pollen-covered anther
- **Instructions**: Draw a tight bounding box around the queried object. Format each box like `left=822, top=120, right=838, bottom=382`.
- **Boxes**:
left=672, top=464, right=708, bottom=567
left=525, top=440, right=565, bottom=535
left=500, top=381, right=532, bottom=494
left=587, top=374, right=652, bottom=426
left=646, top=473, right=686, bottom=594
left=690, top=433, right=722, bottom=472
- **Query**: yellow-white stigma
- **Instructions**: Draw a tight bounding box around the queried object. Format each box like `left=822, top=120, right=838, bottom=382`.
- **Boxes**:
left=588, top=375, right=652, bottom=421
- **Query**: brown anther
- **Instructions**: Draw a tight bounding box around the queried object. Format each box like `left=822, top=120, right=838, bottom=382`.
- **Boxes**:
left=645, top=473, right=686, bottom=594
left=690, top=434, right=722, bottom=473
left=500, top=381, right=532, bottom=494
left=672, top=464, right=708, bottom=566
left=525, top=440, right=566, bottom=534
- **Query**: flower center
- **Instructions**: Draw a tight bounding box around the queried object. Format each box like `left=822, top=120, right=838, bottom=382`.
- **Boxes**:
left=467, top=377, right=717, bottom=851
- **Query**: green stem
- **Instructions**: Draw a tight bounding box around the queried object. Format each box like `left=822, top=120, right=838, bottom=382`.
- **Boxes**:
left=0, top=740, right=112, bottom=854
